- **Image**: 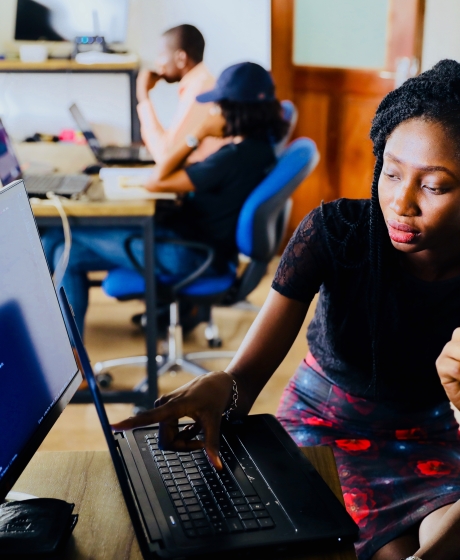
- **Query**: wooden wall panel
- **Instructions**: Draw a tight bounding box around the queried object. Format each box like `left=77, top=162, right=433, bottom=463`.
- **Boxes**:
left=284, top=68, right=393, bottom=237
left=290, top=92, right=333, bottom=229
left=293, top=67, right=394, bottom=97
left=337, top=96, right=382, bottom=200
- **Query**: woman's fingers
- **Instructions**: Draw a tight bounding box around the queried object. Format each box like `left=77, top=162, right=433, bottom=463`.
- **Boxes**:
left=111, top=371, right=234, bottom=459
left=158, top=416, right=182, bottom=450
left=175, top=422, right=203, bottom=442
left=436, top=336, right=460, bottom=409
left=438, top=359, right=460, bottom=407
left=201, top=412, right=223, bottom=470
left=111, top=399, right=174, bottom=431
left=167, top=425, right=205, bottom=452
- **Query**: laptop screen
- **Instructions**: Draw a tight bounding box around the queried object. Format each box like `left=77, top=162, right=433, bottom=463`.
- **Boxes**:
left=69, top=103, right=101, bottom=153
left=0, top=120, right=22, bottom=186
left=0, top=181, right=78, bottom=491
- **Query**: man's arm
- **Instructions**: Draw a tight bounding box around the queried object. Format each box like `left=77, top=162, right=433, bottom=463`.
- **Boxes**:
left=137, top=99, right=167, bottom=162
left=144, top=110, right=226, bottom=193
left=136, top=70, right=167, bottom=161
left=146, top=169, right=195, bottom=194
left=143, top=132, right=201, bottom=193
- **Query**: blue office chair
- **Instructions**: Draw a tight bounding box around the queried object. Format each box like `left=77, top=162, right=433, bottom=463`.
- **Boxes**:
left=94, top=137, right=319, bottom=384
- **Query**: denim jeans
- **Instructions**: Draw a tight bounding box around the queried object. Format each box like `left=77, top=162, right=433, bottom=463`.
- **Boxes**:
left=41, top=226, right=213, bottom=336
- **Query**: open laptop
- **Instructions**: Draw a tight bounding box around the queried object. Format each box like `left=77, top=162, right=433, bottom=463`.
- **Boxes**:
left=69, top=103, right=154, bottom=164
left=0, top=180, right=82, bottom=504
left=0, top=179, right=358, bottom=558
left=0, top=119, right=90, bottom=198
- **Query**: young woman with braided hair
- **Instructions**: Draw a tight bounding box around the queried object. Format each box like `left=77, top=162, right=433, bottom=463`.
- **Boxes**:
left=114, top=59, right=460, bottom=559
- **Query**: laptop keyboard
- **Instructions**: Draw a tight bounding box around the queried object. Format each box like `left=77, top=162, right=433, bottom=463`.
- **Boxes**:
left=24, top=174, right=89, bottom=196
left=144, top=432, right=275, bottom=538
left=104, top=147, right=138, bottom=158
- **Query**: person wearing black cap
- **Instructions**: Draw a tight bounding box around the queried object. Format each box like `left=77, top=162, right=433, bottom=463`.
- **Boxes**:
left=145, top=61, right=289, bottom=264
left=42, top=62, right=289, bottom=335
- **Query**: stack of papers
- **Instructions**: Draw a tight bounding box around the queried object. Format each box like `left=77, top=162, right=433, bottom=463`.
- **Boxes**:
left=99, top=168, right=176, bottom=200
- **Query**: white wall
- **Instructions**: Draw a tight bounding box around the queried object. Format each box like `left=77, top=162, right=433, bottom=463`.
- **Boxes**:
left=422, top=0, right=460, bottom=71
left=127, top=0, right=270, bottom=73
left=0, top=0, right=270, bottom=143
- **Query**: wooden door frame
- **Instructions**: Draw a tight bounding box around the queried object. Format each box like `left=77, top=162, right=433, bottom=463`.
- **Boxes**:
left=385, top=0, right=425, bottom=71
left=271, top=0, right=426, bottom=100
left=271, top=0, right=294, bottom=101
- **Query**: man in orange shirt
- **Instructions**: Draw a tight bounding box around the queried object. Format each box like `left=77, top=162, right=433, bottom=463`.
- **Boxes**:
left=136, top=24, right=227, bottom=164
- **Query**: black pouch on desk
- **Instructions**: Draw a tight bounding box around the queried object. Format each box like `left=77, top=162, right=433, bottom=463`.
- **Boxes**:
left=0, top=498, right=78, bottom=559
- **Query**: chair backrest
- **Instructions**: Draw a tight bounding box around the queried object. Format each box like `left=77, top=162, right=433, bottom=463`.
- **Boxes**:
left=236, top=137, right=319, bottom=263
left=274, top=100, right=299, bottom=157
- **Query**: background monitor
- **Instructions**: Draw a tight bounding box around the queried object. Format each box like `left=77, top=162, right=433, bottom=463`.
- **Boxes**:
left=15, top=0, right=130, bottom=44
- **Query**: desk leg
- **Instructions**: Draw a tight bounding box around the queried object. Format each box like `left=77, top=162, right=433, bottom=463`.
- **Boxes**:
left=129, top=69, right=141, bottom=143
left=144, top=215, right=158, bottom=408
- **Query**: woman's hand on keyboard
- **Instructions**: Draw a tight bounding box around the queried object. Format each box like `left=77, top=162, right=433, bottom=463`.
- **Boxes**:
left=111, top=371, right=237, bottom=469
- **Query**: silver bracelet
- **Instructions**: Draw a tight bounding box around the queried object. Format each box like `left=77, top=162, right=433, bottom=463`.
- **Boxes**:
left=223, top=378, right=238, bottom=421
left=403, top=556, right=423, bottom=560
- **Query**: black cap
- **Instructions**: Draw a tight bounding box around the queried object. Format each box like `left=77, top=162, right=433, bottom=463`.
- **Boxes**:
left=196, top=62, right=275, bottom=104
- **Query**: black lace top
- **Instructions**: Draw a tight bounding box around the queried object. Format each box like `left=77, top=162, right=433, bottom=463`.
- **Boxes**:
left=272, top=198, right=460, bottom=411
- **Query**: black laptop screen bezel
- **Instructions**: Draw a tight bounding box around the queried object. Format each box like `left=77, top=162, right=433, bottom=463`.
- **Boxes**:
left=0, top=118, right=23, bottom=186
left=57, top=286, right=153, bottom=556
left=0, top=180, right=82, bottom=502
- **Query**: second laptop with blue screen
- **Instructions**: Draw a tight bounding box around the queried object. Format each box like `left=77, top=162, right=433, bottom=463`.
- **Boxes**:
left=0, top=179, right=358, bottom=557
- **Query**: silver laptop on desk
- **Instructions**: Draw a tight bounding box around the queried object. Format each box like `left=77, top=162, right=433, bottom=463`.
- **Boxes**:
left=0, top=119, right=90, bottom=198
left=69, top=103, right=154, bottom=164
left=0, top=180, right=82, bottom=504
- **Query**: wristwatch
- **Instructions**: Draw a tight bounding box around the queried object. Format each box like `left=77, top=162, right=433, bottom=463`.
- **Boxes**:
left=185, top=134, right=200, bottom=150
left=402, top=556, right=423, bottom=560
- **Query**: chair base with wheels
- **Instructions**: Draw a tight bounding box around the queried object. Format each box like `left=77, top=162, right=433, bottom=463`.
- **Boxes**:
left=94, top=299, right=237, bottom=387
left=93, top=264, right=238, bottom=386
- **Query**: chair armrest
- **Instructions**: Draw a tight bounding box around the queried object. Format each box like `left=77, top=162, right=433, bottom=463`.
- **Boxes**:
left=124, top=235, right=215, bottom=294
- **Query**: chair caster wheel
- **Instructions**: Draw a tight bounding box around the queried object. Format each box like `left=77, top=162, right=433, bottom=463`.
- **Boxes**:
left=133, top=406, right=149, bottom=416
left=208, top=338, right=222, bottom=348
left=96, top=372, right=113, bottom=388
left=131, top=313, right=147, bottom=330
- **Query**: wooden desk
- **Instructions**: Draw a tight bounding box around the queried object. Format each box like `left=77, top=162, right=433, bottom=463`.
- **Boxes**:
left=0, top=59, right=140, bottom=141
left=12, top=448, right=357, bottom=560
left=17, top=143, right=159, bottom=407
left=33, top=193, right=158, bottom=409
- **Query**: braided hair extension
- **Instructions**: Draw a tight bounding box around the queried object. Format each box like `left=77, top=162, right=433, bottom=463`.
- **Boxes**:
left=366, top=59, right=460, bottom=397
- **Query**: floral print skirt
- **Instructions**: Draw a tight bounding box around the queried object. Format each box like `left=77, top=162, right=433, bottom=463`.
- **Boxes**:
left=276, top=353, right=460, bottom=560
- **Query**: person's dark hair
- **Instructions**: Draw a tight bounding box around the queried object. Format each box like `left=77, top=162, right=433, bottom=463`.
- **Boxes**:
left=218, top=99, right=290, bottom=142
left=365, top=59, right=460, bottom=395
left=163, top=24, right=205, bottom=64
